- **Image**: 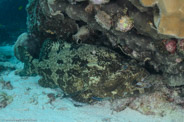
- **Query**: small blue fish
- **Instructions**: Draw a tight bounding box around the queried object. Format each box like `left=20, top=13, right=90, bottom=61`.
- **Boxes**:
left=92, top=96, right=111, bottom=101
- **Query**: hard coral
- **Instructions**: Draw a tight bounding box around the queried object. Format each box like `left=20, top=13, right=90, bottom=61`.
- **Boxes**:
left=116, top=16, right=134, bottom=32
left=139, top=0, right=157, bottom=7
left=165, top=40, right=177, bottom=54
left=140, top=0, right=184, bottom=38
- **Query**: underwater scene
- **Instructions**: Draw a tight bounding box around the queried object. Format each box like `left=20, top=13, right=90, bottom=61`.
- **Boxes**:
left=0, top=0, right=184, bottom=121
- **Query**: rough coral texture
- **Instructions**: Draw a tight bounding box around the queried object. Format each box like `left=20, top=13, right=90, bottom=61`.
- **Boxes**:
left=14, top=0, right=184, bottom=103
left=139, top=0, right=184, bottom=38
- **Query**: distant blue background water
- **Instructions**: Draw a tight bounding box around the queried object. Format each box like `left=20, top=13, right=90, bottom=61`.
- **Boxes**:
left=0, top=0, right=27, bottom=45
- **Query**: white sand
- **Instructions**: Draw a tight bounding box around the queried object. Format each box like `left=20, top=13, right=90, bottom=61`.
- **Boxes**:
left=0, top=45, right=184, bottom=122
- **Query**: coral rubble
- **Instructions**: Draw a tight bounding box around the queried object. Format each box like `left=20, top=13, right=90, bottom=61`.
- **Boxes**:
left=0, top=92, right=13, bottom=109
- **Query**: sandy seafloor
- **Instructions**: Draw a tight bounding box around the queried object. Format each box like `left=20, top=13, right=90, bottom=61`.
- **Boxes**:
left=0, top=45, right=184, bottom=122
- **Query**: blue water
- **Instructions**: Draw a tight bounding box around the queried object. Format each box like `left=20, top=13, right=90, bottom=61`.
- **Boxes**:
left=0, top=0, right=27, bottom=45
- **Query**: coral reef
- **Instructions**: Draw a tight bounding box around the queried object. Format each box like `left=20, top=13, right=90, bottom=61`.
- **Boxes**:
left=14, top=0, right=184, bottom=104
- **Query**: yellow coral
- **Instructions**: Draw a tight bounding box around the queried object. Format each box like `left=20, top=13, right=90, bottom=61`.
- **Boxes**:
left=140, top=0, right=184, bottom=38
left=140, top=0, right=157, bottom=7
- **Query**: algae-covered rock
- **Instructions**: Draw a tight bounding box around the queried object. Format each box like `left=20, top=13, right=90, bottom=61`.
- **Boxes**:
left=16, top=39, right=153, bottom=103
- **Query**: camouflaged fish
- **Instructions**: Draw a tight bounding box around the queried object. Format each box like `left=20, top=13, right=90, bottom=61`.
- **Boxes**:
left=15, top=39, right=154, bottom=103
